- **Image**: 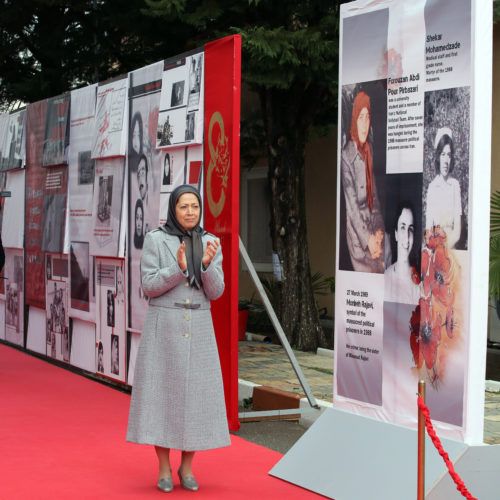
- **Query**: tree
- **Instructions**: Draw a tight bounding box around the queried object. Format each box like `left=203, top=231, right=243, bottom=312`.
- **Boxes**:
left=145, top=0, right=341, bottom=350
left=0, top=0, right=192, bottom=107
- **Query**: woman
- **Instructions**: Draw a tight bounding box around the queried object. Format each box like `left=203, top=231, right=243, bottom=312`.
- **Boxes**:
left=133, top=199, right=144, bottom=250
left=384, top=202, right=420, bottom=304
left=127, top=185, right=229, bottom=493
left=341, top=90, right=384, bottom=273
left=426, top=128, right=462, bottom=248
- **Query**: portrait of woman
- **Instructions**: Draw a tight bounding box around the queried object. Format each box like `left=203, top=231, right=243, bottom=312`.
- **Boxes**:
left=127, top=184, right=229, bottom=493
left=107, top=289, right=115, bottom=328
left=341, top=90, right=385, bottom=273
left=384, top=201, right=420, bottom=305
left=111, top=334, right=119, bottom=375
left=129, top=112, right=143, bottom=158
left=162, top=153, right=171, bottom=186
left=425, top=128, right=462, bottom=249
left=97, top=341, right=104, bottom=373
left=133, top=199, right=144, bottom=250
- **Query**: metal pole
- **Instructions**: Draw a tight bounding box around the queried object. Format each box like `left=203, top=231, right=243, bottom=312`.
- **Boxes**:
left=417, top=379, right=426, bottom=500
left=239, top=236, right=319, bottom=408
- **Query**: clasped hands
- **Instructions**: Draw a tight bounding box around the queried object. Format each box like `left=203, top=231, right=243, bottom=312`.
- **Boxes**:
left=177, top=240, right=220, bottom=272
left=367, top=230, right=383, bottom=260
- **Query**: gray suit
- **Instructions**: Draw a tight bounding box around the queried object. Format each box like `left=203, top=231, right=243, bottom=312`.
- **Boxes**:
left=127, top=227, right=230, bottom=451
left=341, top=140, right=384, bottom=273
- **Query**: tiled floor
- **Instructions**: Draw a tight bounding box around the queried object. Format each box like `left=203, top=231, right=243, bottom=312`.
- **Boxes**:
left=238, top=340, right=500, bottom=444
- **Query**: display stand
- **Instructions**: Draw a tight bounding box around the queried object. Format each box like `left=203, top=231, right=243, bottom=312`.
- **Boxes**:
left=270, top=407, right=500, bottom=499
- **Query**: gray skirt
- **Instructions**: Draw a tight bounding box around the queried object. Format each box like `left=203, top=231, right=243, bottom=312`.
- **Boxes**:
left=126, top=304, right=230, bottom=451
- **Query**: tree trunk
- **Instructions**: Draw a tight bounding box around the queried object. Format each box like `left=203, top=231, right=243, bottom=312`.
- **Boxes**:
left=259, top=85, right=330, bottom=351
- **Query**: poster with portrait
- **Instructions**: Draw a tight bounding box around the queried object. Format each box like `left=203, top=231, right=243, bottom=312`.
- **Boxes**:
left=335, top=0, right=477, bottom=441
left=1, top=109, right=26, bottom=171
left=91, top=78, right=128, bottom=159
left=127, top=61, right=163, bottom=332
left=89, top=157, right=125, bottom=257
left=42, top=94, right=70, bottom=167
left=156, top=51, right=204, bottom=148
left=25, top=99, right=47, bottom=308
left=158, top=145, right=204, bottom=225
left=70, top=241, right=94, bottom=321
left=41, top=166, right=68, bottom=253
left=4, top=248, right=24, bottom=347
left=95, top=259, right=126, bottom=382
left=45, top=254, right=69, bottom=362
left=1, top=169, right=25, bottom=249
left=69, top=84, right=97, bottom=244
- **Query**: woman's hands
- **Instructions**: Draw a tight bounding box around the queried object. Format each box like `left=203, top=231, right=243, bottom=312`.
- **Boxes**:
left=177, top=242, right=187, bottom=271
left=202, top=240, right=219, bottom=268
left=177, top=240, right=220, bottom=271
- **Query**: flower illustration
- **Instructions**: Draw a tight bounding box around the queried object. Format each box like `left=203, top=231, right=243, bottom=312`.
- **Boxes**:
left=409, top=225, right=460, bottom=386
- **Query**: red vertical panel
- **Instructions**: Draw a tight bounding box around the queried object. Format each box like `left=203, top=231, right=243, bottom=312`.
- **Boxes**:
left=204, top=35, right=241, bottom=431
left=25, top=99, right=48, bottom=308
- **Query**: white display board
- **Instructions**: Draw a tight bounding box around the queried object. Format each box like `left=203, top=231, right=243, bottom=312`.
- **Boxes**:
left=335, top=0, right=490, bottom=443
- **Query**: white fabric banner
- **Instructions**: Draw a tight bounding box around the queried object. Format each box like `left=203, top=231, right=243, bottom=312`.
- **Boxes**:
left=91, top=79, right=128, bottom=159
left=4, top=248, right=24, bottom=347
left=1, top=109, right=26, bottom=171
left=89, top=158, right=125, bottom=257
left=2, top=169, right=25, bottom=248
left=335, top=0, right=484, bottom=442
left=95, top=259, right=126, bottom=382
left=127, top=61, right=163, bottom=332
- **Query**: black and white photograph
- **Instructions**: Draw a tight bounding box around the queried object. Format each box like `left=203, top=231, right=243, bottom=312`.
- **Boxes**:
left=162, top=152, right=172, bottom=186
left=188, top=53, right=203, bottom=107
left=383, top=173, right=423, bottom=305
left=46, top=254, right=52, bottom=281
left=6, top=282, right=19, bottom=330
left=133, top=198, right=144, bottom=250
left=171, top=81, right=185, bottom=107
left=41, top=167, right=67, bottom=253
left=70, top=241, right=90, bottom=312
left=111, top=334, right=119, bottom=375
left=5, top=251, right=24, bottom=346
left=62, top=326, right=70, bottom=361
left=97, top=341, right=104, bottom=373
left=185, top=111, right=195, bottom=141
left=339, top=80, right=387, bottom=273
left=97, top=175, right=113, bottom=223
left=423, top=87, right=470, bottom=250
left=107, top=289, right=115, bottom=328
left=78, top=150, right=95, bottom=185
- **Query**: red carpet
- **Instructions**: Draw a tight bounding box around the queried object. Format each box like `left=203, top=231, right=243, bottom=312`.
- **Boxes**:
left=0, top=343, right=323, bottom=499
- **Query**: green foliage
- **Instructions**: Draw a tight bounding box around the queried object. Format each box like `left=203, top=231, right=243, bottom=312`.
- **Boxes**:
left=490, top=190, right=500, bottom=297
left=495, top=0, right=500, bottom=23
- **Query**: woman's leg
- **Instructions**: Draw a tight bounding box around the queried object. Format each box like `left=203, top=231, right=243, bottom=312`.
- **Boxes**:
left=179, top=450, right=195, bottom=477
left=155, top=446, right=172, bottom=479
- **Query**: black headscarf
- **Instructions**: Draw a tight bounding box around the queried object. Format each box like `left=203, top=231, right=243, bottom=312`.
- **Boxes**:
left=164, top=184, right=204, bottom=288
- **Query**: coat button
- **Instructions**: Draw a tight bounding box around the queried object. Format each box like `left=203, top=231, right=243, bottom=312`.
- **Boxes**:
left=184, top=333, right=190, bottom=338
left=185, top=315, right=190, bottom=321
left=185, top=281, right=189, bottom=287
left=185, top=298, right=190, bottom=304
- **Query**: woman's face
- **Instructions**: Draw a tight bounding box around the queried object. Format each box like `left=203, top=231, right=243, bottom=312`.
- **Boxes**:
left=395, top=208, right=414, bottom=262
left=132, top=120, right=141, bottom=155
left=135, top=206, right=143, bottom=236
left=175, top=193, right=200, bottom=231
left=357, top=107, right=370, bottom=145
left=439, top=144, right=452, bottom=178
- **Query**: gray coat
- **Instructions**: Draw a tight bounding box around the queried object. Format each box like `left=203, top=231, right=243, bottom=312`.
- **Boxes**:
left=341, top=140, right=384, bottom=273
left=127, top=227, right=230, bottom=451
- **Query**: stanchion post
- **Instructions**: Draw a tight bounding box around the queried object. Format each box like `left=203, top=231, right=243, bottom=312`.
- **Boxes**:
left=417, top=379, right=426, bottom=500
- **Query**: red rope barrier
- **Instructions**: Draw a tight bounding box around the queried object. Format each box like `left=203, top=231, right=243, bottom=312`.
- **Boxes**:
left=417, top=397, right=477, bottom=500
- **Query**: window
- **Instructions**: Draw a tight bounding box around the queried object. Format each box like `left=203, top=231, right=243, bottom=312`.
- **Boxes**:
left=240, top=166, right=273, bottom=272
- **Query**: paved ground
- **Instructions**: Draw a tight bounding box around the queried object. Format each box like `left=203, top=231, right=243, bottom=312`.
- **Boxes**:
left=235, top=340, right=500, bottom=448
